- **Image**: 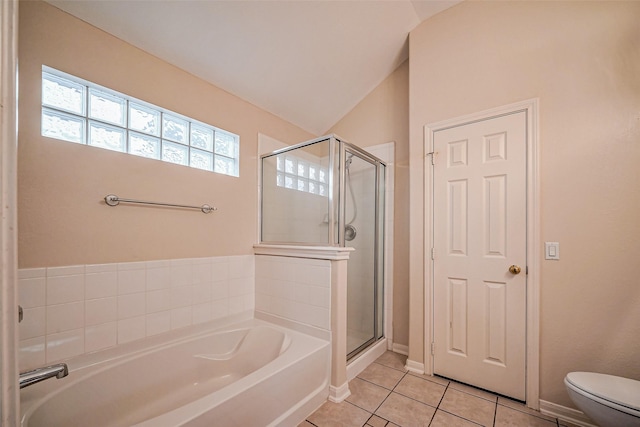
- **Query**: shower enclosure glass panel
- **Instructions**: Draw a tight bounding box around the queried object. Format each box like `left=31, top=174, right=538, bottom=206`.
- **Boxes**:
left=260, top=135, right=385, bottom=360
left=261, top=139, right=333, bottom=244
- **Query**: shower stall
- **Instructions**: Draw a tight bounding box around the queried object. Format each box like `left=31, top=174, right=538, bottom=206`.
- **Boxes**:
left=260, top=135, right=386, bottom=359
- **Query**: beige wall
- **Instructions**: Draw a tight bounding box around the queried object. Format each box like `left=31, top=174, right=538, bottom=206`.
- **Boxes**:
left=409, top=0, right=640, bottom=408
left=18, top=1, right=313, bottom=268
left=329, top=60, right=410, bottom=346
left=18, top=0, right=640, bottom=411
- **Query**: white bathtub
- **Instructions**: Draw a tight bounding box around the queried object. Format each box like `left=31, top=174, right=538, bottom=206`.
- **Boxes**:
left=20, top=317, right=330, bottom=426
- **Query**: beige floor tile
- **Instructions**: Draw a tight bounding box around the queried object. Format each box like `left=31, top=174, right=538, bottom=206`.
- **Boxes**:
left=495, top=404, right=558, bottom=427
left=447, top=381, right=498, bottom=402
left=497, top=397, right=557, bottom=422
left=439, top=388, right=496, bottom=426
left=305, top=362, right=563, bottom=427
left=358, top=362, right=406, bottom=390
left=374, top=351, right=408, bottom=371
left=347, top=377, right=391, bottom=413
left=393, top=374, right=446, bottom=407
left=366, top=414, right=389, bottom=427
left=307, top=400, right=372, bottom=427
left=407, top=372, right=450, bottom=387
left=374, top=392, right=436, bottom=427
left=430, top=410, right=484, bottom=427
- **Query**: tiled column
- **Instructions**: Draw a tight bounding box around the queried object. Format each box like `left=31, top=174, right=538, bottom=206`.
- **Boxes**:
left=329, top=256, right=350, bottom=402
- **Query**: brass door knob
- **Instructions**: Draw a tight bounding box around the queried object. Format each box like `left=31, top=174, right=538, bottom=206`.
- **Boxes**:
left=509, top=265, right=522, bottom=275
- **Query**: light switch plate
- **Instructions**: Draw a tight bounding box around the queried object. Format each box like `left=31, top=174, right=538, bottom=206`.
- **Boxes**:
left=545, top=242, right=560, bottom=260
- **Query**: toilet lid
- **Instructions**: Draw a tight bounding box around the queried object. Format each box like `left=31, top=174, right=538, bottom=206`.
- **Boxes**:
left=566, top=372, right=640, bottom=412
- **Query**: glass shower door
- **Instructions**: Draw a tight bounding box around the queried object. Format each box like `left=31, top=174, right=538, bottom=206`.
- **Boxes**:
left=344, top=151, right=383, bottom=358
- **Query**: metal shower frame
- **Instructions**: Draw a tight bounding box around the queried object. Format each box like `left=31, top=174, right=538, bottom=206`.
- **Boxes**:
left=259, top=134, right=387, bottom=359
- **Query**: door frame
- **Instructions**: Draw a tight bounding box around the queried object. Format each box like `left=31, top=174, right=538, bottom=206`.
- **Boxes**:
left=1, top=0, right=20, bottom=423
left=423, top=99, right=540, bottom=409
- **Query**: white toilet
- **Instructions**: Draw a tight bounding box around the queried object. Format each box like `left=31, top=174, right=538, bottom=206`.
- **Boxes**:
left=565, top=372, right=640, bottom=427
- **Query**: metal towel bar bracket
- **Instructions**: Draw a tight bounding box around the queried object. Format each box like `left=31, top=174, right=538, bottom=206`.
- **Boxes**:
left=104, top=194, right=217, bottom=214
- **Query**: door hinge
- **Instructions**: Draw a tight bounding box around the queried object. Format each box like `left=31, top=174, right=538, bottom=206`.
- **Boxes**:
left=427, top=151, right=437, bottom=165
left=431, top=247, right=436, bottom=260
left=431, top=342, right=435, bottom=355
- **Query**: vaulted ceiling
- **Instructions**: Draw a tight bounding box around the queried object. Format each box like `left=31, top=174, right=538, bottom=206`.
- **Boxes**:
left=46, top=1, right=461, bottom=135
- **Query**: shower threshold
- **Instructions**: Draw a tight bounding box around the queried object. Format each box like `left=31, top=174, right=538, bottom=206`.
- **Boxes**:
left=346, top=337, right=388, bottom=381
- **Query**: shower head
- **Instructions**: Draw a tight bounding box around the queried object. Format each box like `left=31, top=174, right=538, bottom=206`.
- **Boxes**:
left=345, top=153, right=354, bottom=169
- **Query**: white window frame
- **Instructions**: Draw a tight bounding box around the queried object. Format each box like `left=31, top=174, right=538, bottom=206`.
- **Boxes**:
left=41, top=66, right=240, bottom=177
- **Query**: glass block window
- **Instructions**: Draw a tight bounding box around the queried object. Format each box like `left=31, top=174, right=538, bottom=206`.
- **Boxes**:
left=41, top=66, right=240, bottom=177
left=276, top=154, right=327, bottom=197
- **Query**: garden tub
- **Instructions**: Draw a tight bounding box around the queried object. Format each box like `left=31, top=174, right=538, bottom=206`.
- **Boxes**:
left=20, top=317, right=330, bottom=426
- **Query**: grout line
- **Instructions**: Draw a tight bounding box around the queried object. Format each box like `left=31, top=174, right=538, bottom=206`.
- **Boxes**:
left=390, top=371, right=407, bottom=389
left=496, top=399, right=560, bottom=423
left=425, top=408, right=437, bottom=426
left=391, top=389, right=440, bottom=410
left=380, top=371, right=448, bottom=412
left=407, top=371, right=453, bottom=388
left=355, top=376, right=398, bottom=392
left=437, top=381, right=498, bottom=427
left=436, top=380, right=449, bottom=408
left=362, top=371, right=411, bottom=426
left=373, top=360, right=409, bottom=373
left=370, top=388, right=393, bottom=414
left=356, top=370, right=405, bottom=391
left=428, top=390, right=440, bottom=426
left=343, top=395, right=376, bottom=415
left=445, top=382, right=498, bottom=403
left=434, top=408, right=486, bottom=426
left=364, top=413, right=390, bottom=427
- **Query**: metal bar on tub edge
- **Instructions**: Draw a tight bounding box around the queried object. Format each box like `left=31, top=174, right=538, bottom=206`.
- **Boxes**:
left=104, top=194, right=217, bottom=214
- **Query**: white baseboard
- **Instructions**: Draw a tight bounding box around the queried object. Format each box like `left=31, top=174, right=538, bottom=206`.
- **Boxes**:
left=328, top=382, right=351, bottom=403
left=405, top=359, right=425, bottom=375
left=539, top=400, right=597, bottom=427
left=392, top=343, right=408, bottom=356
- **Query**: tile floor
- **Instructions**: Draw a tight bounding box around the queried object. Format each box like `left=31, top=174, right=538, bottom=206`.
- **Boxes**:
left=301, top=351, right=578, bottom=427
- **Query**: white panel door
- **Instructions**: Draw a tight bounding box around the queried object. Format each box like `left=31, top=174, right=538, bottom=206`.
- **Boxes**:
left=432, top=111, right=527, bottom=400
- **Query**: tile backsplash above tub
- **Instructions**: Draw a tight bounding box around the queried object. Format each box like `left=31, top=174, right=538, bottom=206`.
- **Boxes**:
left=18, top=255, right=255, bottom=371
